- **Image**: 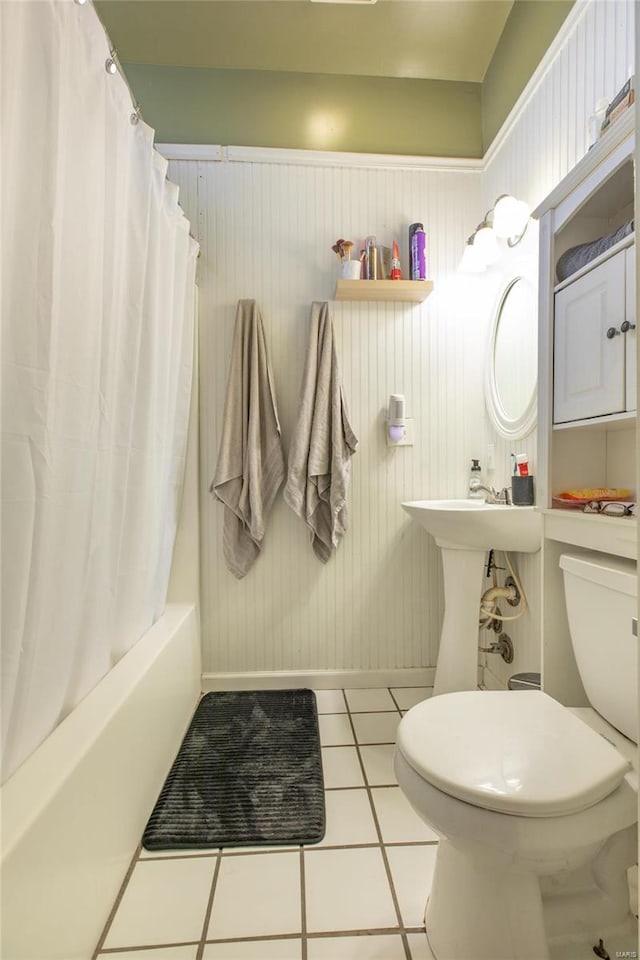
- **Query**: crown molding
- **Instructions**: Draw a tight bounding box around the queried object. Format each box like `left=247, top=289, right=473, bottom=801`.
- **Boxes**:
left=157, top=142, right=483, bottom=172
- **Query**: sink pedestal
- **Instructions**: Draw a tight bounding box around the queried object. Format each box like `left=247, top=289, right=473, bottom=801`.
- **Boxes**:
left=434, top=546, right=486, bottom=696
left=401, top=499, right=541, bottom=696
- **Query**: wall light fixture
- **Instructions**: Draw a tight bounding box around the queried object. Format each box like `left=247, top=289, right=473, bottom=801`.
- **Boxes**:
left=458, top=195, right=530, bottom=274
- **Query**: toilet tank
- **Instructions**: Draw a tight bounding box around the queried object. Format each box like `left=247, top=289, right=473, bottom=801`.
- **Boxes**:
left=560, top=552, right=637, bottom=743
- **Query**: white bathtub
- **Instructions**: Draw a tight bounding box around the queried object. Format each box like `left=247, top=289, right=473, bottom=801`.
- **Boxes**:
left=1, top=603, right=201, bottom=960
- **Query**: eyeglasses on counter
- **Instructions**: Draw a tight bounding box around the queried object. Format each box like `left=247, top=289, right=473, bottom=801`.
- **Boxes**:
left=582, top=501, right=636, bottom=517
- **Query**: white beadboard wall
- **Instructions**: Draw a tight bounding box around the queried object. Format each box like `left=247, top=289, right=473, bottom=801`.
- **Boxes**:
left=168, top=158, right=487, bottom=677
left=480, top=0, right=635, bottom=689
left=166, top=0, right=634, bottom=685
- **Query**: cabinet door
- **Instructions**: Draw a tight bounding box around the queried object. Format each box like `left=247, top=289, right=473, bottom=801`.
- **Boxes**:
left=554, top=251, right=626, bottom=423
left=625, top=245, right=636, bottom=412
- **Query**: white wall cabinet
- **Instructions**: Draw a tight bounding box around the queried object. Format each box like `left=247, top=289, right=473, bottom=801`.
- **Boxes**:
left=553, top=245, right=636, bottom=423
left=535, top=120, right=636, bottom=509
left=533, top=114, right=636, bottom=708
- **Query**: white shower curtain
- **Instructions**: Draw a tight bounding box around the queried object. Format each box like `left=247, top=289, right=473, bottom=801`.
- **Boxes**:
left=0, top=0, right=198, bottom=782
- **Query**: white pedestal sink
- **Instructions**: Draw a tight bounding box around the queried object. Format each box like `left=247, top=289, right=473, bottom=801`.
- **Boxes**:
left=402, top=499, right=542, bottom=696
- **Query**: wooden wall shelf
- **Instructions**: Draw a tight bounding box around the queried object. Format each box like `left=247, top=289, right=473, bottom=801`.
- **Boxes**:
left=334, top=279, right=434, bottom=303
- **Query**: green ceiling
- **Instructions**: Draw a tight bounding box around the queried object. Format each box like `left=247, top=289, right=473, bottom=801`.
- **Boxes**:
left=95, top=0, right=575, bottom=157
left=94, top=1, right=514, bottom=82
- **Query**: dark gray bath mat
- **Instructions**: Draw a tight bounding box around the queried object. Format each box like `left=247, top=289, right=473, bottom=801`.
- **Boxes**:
left=142, top=689, right=325, bottom=850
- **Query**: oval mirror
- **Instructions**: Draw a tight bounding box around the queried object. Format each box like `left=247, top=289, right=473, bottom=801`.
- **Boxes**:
left=485, top=275, right=537, bottom=439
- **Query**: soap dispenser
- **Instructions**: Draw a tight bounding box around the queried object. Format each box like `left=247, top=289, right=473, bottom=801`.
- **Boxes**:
left=469, top=459, right=483, bottom=498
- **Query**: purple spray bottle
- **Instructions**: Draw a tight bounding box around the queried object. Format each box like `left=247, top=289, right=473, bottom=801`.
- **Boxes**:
left=409, top=223, right=426, bottom=280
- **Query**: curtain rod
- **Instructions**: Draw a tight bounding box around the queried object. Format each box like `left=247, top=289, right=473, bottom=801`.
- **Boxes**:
left=91, top=1, right=143, bottom=125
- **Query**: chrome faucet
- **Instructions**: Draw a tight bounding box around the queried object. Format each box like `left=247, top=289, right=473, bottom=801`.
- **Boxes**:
left=469, top=478, right=512, bottom=505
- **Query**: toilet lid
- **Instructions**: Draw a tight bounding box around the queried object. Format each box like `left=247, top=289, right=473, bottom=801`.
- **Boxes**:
left=396, top=691, right=631, bottom=817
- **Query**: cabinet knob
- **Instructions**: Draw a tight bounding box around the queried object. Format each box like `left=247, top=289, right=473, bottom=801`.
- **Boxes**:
left=620, top=320, right=636, bottom=333
left=606, top=326, right=621, bottom=339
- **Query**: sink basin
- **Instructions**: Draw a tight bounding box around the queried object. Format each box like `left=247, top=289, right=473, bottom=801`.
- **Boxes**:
left=402, top=499, right=542, bottom=553
left=401, top=499, right=542, bottom=696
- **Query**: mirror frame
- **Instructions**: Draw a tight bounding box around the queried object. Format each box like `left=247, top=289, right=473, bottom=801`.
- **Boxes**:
left=484, top=275, right=537, bottom=440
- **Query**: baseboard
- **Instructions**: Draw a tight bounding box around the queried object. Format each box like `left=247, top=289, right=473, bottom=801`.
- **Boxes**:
left=202, top=667, right=436, bottom=692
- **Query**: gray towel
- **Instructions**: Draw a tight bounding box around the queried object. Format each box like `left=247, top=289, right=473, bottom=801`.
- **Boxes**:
left=556, top=218, right=634, bottom=282
left=211, top=300, right=285, bottom=578
left=284, top=301, right=358, bottom=562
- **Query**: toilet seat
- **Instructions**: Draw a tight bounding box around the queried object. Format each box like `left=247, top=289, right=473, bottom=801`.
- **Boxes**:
left=397, top=690, right=631, bottom=817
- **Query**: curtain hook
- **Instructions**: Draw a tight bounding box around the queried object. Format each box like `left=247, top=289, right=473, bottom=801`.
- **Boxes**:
left=105, top=50, right=118, bottom=75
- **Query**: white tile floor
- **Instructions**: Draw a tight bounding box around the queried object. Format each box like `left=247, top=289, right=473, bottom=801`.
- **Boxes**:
left=95, top=687, right=437, bottom=960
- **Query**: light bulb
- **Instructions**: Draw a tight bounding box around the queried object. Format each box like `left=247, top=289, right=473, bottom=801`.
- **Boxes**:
left=493, top=195, right=530, bottom=244
left=388, top=423, right=405, bottom=442
left=492, top=196, right=519, bottom=238
left=458, top=241, right=486, bottom=274
left=105, top=57, right=117, bottom=75
left=473, top=225, right=500, bottom=265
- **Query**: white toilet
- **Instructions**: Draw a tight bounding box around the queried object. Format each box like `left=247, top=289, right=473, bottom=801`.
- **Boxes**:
left=395, top=551, right=638, bottom=960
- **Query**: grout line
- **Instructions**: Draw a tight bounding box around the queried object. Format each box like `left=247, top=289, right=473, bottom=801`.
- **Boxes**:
left=342, top=700, right=399, bottom=717
left=363, top=782, right=398, bottom=790
left=196, top=849, right=223, bottom=960
left=388, top=689, right=403, bottom=713
left=99, top=943, right=200, bottom=955
left=325, top=784, right=377, bottom=792
left=321, top=704, right=414, bottom=715
left=342, top=691, right=413, bottom=960
left=202, top=933, right=302, bottom=946
left=139, top=850, right=220, bottom=861
left=306, top=928, right=411, bottom=939
left=306, top=841, right=381, bottom=852
left=139, top=838, right=437, bottom=863
left=213, top=846, right=297, bottom=857
left=322, top=744, right=395, bottom=750
left=203, top=928, right=409, bottom=945
left=92, top=844, right=142, bottom=958
left=305, top=840, right=435, bottom=853
left=385, top=840, right=438, bottom=847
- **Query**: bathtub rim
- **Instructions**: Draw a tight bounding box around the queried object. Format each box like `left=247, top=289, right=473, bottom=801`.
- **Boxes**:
left=1, top=602, right=198, bottom=861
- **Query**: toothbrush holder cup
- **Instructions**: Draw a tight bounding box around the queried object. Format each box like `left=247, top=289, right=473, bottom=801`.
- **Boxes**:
left=511, top=475, right=534, bottom=506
